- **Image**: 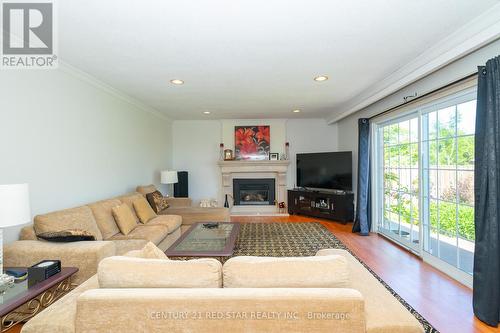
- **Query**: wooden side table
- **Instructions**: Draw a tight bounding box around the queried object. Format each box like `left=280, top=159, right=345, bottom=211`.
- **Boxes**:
left=0, top=267, right=78, bottom=332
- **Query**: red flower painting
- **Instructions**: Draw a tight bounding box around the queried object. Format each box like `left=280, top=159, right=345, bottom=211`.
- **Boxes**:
left=235, top=125, right=270, bottom=160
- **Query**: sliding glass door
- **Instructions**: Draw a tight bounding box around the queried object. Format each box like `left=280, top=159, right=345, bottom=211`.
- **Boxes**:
left=378, top=115, right=420, bottom=252
left=375, top=87, right=476, bottom=282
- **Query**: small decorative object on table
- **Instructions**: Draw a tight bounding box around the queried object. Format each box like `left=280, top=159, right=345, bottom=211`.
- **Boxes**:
left=224, top=194, right=230, bottom=208
left=269, top=153, right=279, bottom=160
left=5, top=269, right=27, bottom=282
left=278, top=202, right=286, bottom=214
left=200, top=199, right=210, bottom=208
left=224, top=149, right=234, bottom=161
left=0, top=275, right=14, bottom=294
left=28, top=260, right=61, bottom=287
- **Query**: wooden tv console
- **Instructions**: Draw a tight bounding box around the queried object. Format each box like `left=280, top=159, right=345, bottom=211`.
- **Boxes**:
left=287, top=189, right=354, bottom=224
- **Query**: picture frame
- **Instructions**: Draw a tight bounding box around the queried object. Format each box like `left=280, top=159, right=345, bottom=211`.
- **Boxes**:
left=234, top=125, right=270, bottom=160
left=224, top=149, right=234, bottom=160
left=269, top=153, right=279, bottom=160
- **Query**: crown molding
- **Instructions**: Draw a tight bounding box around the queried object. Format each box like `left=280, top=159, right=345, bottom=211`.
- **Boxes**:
left=326, top=3, right=500, bottom=124
left=58, top=61, right=171, bottom=121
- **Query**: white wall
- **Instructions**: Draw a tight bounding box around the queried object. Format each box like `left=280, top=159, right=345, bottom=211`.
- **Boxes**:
left=0, top=67, right=172, bottom=243
left=286, top=119, right=339, bottom=188
left=172, top=118, right=338, bottom=204
left=337, top=38, right=500, bottom=198
left=172, top=120, right=222, bottom=205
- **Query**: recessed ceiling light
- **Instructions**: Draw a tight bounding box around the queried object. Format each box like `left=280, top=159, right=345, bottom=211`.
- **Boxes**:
left=170, top=79, right=184, bottom=85
left=203, top=111, right=211, bottom=115
left=314, top=75, right=328, bottom=82
left=292, top=109, right=301, bottom=113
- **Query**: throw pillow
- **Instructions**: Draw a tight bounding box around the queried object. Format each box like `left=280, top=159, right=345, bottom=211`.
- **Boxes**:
left=37, top=229, right=95, bottom=242
left=133, top=197, right=157, bottom=223
left=111, top=204, right=137, bottom=235
left=146, top=190, right=169, bottom=213
left=125, top=242, right=168, bottom=260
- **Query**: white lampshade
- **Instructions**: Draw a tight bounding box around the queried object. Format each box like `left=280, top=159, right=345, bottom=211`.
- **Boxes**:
left=160, top=171, right=178, bottom=184
left=0, top=184, right=31, bottom=228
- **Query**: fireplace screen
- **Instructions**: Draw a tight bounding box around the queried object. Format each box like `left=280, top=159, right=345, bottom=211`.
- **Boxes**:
left=233, top=178, right=275, bottom=206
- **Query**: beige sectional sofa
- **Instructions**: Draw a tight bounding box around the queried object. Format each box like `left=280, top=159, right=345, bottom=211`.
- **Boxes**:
left=20, top=245, right=424, bottom=333
left=136, top=184, right=231, bottom=232
left=5, top=187, right=230, bottom=285
left=4, top=192, right=182, bottom=284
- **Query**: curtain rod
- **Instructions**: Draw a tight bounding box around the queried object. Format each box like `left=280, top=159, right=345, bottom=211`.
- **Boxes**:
left=368, top=72, right=478, bottom=120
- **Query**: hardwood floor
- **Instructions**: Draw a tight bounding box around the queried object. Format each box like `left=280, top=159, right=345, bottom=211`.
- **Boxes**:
left=8, top=215, right=499, bottom=333
left=231, top=215, right=500, bottom=333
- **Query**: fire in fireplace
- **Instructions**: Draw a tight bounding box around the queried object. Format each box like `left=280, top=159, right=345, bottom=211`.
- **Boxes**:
left=233, top=178, right=275, bottom=206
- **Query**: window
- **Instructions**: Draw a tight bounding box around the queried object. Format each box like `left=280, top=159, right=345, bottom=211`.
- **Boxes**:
left=379, top=115, right=420, bottom=252
left=421, top=99, right=475, bottom=274
left=375, top=85, right=476, bottom=284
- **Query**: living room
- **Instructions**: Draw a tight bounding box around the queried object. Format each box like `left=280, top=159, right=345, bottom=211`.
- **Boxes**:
left=1, top=1, right=500, bottom=333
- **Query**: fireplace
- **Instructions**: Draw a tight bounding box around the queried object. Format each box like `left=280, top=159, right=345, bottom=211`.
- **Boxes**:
left=233, top=178, right=275, bottom=206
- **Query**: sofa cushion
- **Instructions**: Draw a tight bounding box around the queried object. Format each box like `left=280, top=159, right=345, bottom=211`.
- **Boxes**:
left=34, top=206, right=103, bottom=241
left=116, top=193, right=143, bottom=222
left=146, top=191, right=169, bottom=213
left=133, top=197, right=157, bottom=223
left=97, top=256, right=222, bottom=288
left=223, top=254, right=350, bottom=288
left=146, top=215, right=182, bottom=233
left=111, top=204, right=137, bottom=235
left=108, top=225, right=168, bottom=245
left=88, top=199, right=121, bottom=239
left=136, top=184, right=157, bottom=196
left=124, top=242, right=168, bottom=260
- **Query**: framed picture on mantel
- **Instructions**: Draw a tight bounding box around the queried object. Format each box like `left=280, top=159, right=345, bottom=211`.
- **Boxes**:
left=234, top=125, right=270, bottom=160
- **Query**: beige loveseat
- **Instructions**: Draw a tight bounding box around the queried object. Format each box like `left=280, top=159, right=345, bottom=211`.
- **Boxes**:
left=136, top=184, right=231, bottom=233
left=20, top=246, right=423, bottom=333
left=4, top=192, right=183, bottom=284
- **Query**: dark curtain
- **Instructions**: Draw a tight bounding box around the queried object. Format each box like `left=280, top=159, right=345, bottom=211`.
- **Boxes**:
left=473, top=55, right=500, bottom=327
left=352, top=118, right=371, bottom=235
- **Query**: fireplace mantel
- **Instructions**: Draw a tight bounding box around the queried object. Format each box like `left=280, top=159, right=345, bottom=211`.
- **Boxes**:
left=217, top=160, right=290, bottom=172
left=217, top=160, right=290, bottom=215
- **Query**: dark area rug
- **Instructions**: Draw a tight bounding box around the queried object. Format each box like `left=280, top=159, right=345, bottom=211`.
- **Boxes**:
left=233, top=222, right=439, bottom=333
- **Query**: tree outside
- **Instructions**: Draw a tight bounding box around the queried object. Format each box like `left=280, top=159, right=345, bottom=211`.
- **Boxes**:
left=383, top=103, right=475, bottom=242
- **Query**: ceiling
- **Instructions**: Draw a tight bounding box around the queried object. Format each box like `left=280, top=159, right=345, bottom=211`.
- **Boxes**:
left=58, top=0, right=499, bottom=120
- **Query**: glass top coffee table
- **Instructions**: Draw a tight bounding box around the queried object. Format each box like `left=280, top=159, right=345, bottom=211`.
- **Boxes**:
left=166, top=222, right=240, bottom=260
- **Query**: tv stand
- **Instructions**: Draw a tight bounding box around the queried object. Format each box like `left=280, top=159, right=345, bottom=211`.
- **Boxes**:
left=287, top=189, right=354, bottom=224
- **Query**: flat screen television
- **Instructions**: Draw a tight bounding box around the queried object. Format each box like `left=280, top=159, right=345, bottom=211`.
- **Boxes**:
left=296, top=151, right=352, bottom=191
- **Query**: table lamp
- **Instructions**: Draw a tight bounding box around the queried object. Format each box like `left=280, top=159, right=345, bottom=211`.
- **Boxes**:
left=160, top=171, right=178, bottom=197
left=0, top=184, right=31, bottom=287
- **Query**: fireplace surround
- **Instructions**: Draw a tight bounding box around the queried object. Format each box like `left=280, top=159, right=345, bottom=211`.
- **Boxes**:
left=218, top=160, right=290, bottom=215
left=233, top=178, right=276, bottom=206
